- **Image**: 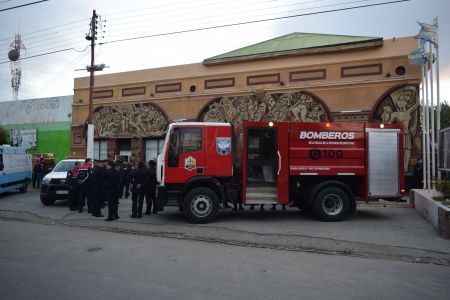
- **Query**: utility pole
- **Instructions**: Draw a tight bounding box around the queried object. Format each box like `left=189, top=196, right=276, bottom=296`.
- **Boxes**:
left=85, top=10, right=106, bottom=159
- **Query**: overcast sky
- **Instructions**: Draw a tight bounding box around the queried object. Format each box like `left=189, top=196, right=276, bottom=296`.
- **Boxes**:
left=0, top=0, right=448, bottom=103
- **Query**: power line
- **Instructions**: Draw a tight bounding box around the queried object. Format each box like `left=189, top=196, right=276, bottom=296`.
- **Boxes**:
left=0, top=46, right=88, bottom=65
left=102, top=0, right=410, bottom=45
left=0, top=0, right=49, bottom=12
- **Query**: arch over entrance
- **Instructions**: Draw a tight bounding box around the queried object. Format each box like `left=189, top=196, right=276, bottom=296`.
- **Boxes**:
left=370, top=84, right=420, bottom=173
left=197, top=91, right=331, bottom=125
left=92, top=102, right=168, bottom=138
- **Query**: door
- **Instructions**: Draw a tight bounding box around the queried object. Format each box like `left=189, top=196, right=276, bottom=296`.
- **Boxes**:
left=165, top=126, right=205, bottom=183
left=243, top=122, right=289, bottom=204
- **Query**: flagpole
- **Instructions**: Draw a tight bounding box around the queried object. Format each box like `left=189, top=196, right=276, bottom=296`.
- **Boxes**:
left=424, top=51, right=431, bottom=190
left=435, top=17, right=441, bottom=181
left=429, top=41, right=436, bottom=188
left=421, top=64, right=427, bottom=189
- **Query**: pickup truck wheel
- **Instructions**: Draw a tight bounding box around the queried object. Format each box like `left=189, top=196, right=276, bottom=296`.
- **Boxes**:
left=183, top=187, right=219, bottom=224
left=313, top=186, right=349, bottom=221
left=19, top=182, right=28, bottom=193
left=40, top=196, right=56, bottom=206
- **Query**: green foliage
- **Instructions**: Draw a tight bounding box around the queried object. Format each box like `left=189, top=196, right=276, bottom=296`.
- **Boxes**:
left=435, top=180, right=450, bottom=199
left=0, top=127, right=9, bottom=145
left=440, top=102, right=450, bottom=129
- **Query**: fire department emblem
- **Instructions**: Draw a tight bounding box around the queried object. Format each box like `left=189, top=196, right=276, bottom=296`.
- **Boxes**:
left=216, top=137, right=231, bottom=155
left=184, top=156, right=196, bottom=171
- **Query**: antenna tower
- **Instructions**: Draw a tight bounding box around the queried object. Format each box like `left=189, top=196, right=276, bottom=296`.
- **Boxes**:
left=8, top=34, right=26, bottom=101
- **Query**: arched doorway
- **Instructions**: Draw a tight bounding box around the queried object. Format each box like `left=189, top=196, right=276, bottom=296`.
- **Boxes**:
left=92, top=102, right=169, bottom=162
left=370, top=85, right=420, bottom=175
left=197, top=91, right=331, bottom=125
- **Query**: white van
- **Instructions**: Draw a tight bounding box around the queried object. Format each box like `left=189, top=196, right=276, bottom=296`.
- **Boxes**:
left=0, top=145, right=32, bottom=194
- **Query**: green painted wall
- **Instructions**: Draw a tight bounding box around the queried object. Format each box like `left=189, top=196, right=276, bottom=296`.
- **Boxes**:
left=3, top=122, right=71, bottom=163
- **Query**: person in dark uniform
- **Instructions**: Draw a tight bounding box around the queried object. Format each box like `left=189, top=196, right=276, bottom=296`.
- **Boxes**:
left=131, top=161, right=147, bottom=218
left=34, top=158, right=45, bottom=188
left=77, top=158, right=93, bottom=213
left=66, top=161, right=80, bottom=211
left=144, top=160, right=157, bottom=215
left=91, top=160, right=104, bottom=217
left=104, top=160, right=120, bottom=221
left=119, top=160, right=132, bottom=199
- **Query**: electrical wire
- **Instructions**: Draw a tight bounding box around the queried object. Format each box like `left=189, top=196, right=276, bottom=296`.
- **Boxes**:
left=0, top=0, right=49, bottom=12
left=0, top=0, right=410, bottom=65
left=102, top=0, right=410, bottom=45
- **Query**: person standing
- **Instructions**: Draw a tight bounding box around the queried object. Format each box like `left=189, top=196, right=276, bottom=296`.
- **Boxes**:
left=104, top=160, right=120, bottom=221
left=119, top=160, right=132, bottom=199
left=77, top=158, right=93, bottom=213
left=34, top=158, right=45, bottom=189
left=131, top=161, right=147, bottom=218
left=144, top=160, right=157, bottom=215
left=66, top=161, right=80, bottom=211
left=91, top=160, right=104, bottom=217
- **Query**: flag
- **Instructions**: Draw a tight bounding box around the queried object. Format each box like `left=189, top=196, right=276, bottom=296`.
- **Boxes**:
left=415, top=21, right=438, bottom=45
left=408, top=48, right=429, bottom=66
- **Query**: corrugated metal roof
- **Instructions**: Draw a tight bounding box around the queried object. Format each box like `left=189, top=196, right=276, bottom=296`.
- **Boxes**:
left=204, top=32, right=382, bottom=65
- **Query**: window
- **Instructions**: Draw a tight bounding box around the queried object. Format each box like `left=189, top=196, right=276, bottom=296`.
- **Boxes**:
left=168, top=128, right=202, bottom=167
left=0, top=154, right=3, bottom=171
left=180, top=128, right=202, bottom=154
left=145, top=138, right=164, bottom=162
left=94, top=140, right=108, bottom=160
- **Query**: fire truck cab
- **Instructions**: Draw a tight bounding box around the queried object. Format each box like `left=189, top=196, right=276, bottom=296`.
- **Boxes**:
left=156, top=121, right=403, bottom=223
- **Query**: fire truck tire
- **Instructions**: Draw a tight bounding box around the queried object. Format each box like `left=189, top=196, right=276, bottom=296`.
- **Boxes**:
left=313, top=186, right=349, bottom=221
left=183, top=187, right=220, bottom=223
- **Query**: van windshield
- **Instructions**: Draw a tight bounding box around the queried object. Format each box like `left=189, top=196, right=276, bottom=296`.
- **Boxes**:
left=53, top=161, right=78, bottom=172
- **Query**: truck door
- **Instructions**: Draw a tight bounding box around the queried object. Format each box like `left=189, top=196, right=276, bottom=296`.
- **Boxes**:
left=243, top=122, right=289, bottom=205
left=165, top=126, right=205, bottom=183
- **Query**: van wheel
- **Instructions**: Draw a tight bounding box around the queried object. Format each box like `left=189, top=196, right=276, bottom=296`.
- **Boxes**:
left=19, top=182, right=28, bottom=193
left=313, top=186, right=349, bottom=221
left=183, top=187, right=219, bottom=224
left=40, top=196, right=56, bottom=206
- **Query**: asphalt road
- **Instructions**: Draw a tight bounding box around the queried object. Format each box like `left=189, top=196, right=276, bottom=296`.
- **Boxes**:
left=1, top=219, right=449, bottom=300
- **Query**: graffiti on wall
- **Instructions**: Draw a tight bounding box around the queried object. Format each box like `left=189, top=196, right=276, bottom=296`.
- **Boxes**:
left=93, top=103, right=168, bottom=138
left=371, top=85, right=420, bottom=173
left=200, top=91, right=328, bottom=125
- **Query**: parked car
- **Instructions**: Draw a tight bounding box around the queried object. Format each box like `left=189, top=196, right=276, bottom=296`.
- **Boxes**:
left=40, top=158, right=84, bottom=205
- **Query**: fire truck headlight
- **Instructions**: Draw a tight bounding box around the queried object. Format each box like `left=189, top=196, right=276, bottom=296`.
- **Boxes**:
left=380, top=123, right=385, bottom=128
left=268, top=122, right=274, bottom=127
left=325, top=122, right=331, bottom=128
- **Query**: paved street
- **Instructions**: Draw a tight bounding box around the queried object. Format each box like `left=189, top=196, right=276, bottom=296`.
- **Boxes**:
left=1, top=219, right=449, bottom=300
left=0, top=189, right=450, bottom=299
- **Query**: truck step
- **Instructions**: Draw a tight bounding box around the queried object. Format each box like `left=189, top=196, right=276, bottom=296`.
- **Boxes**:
left=246, top=186, right=277, bottom=203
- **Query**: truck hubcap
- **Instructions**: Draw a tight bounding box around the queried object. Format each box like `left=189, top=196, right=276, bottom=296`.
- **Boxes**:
left=322, top=194, right=343, bottom=216
left=191, top=195, right=212, bottom=217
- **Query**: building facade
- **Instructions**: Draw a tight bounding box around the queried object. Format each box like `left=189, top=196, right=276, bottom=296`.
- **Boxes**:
left=0, top=95, right=72, bottom=162
left=71, top=33, right=421, bottom=179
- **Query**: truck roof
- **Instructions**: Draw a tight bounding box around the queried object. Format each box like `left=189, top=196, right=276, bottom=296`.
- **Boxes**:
left=169, top=122, right=230, bottom=127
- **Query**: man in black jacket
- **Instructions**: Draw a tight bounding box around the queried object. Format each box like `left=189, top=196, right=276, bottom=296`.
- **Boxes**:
left=91, top=160, right=104, bottom=217
left=144, top=160, right=157, bottom=215
left=119, top=160, right=132, bottom=199
left=66, top=161, right=80, bottom=211
left=104, top=160, right=120, bottom=221
left=131, top=161, right=147, bottom=218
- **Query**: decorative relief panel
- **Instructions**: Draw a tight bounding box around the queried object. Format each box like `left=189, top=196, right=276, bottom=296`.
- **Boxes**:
left=371, top=85, right=420, bottom=173
left=200, top=91, right=328, bottom=126
left=247, top=73, right=280, bottom=85
left=93, top=103, right=168, bottom=138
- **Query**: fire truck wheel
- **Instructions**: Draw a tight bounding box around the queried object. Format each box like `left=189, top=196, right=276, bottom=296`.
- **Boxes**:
left=183, top=187, right=220, bottom=223
left=313, top=186, right=349, bottom=221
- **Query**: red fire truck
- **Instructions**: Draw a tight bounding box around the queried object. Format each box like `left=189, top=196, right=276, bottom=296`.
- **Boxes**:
left=156, top=121, right=404, bottom=223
